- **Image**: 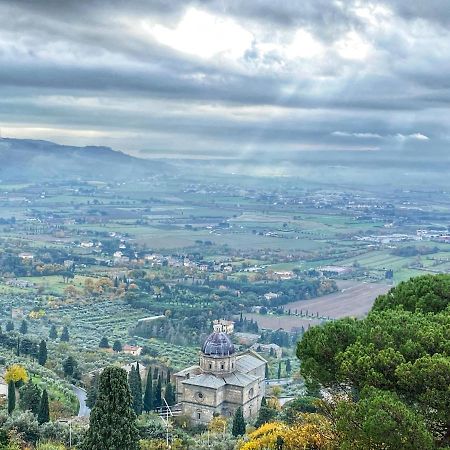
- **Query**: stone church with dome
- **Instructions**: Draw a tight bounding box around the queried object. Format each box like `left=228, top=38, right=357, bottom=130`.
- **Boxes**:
left=174, top=324, right=267, bottom=424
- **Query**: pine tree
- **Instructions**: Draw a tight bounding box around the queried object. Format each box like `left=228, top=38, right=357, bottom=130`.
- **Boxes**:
left=153, top=376, right=162, bottom=408
left=38, top=389, right=50, bottom=424
left=164, top=382, right=175, bottom=406
left=83, top=366, right=139, bottom=450
left=19, top=379, right=41, bottom=415
left=49, top=324, right=58, bottom=340
left=60, top=326, right=70, bottom=342
left=7, top=380, right=15, bottom=415
left=143, top=370, right=153, bottom=412
left=19, top=320, right=28, bottom=335
left=38, top=340, right=47, bottom=366
left=232, top=407, right=246, bottom=436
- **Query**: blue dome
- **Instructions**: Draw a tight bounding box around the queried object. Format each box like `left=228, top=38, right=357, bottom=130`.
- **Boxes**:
left=202, top=332, right=235, bottom=357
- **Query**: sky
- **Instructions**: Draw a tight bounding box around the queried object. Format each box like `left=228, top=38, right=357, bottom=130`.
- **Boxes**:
left=0, top=0, right=449, bottom=161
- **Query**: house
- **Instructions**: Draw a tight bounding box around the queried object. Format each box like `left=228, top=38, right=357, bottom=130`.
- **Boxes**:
left=122, top=345, right=143, bottom=356
left=250, top=343, right=282, bottom=359
left=212, top=319, right=235, bottom=334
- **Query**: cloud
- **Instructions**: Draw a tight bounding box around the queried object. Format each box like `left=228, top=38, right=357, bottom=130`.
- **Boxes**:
left=0, top=0, right=448, bottom=159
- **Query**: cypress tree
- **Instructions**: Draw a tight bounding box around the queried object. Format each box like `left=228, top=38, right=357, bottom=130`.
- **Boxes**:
left=164, top=382, right=175, bottom=406
left=232, top=406, right=246, bottom=436
left=153, top=367, right=158, bottom=380
left=143, top=370, right=153, bottom=412
left=277, top=361, right=282, bottom=379
left=38, top=389, right=50, bottom=424
left=49, top=324, right=58, bottom=340
left=286, top=359, right=291, bottom=374
left=153, top=376, right=162, bottom=408
left=99, top=337, right=110, bottom=348
left=38, top=340, right=47, bottom=366
left=86, top=373, right=99, bottom=409
left=112, top=340, right=122, bottom=352
left=265, top=364, right=269, bottom=379
left=134, top=363, right=143, bottom=415
left=16, top=336, right=20, bottom=356
left=60, top=326, right=70, bottom=342
left=6, top=321, right=14, bottom=332
left=83, top=366, right=139, bottom=450
left=19, top=379, right=41, bottom=415
left=7, top=380, right=15, bottom=415
left=19, top=320, right=28, bottom=335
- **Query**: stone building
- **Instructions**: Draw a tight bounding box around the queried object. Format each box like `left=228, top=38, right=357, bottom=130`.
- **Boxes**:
left=174, top=330, right=267, bottom=424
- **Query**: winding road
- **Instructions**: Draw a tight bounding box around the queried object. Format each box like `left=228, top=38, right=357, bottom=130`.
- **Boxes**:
left=71, top=385, right=90, bottom=417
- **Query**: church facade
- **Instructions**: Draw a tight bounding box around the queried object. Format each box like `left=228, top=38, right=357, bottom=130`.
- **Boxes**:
left=174, top=327, right=267, bottom=424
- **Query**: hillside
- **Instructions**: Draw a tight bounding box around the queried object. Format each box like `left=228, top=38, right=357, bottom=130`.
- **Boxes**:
left=0, top=138, right=169, bottom=181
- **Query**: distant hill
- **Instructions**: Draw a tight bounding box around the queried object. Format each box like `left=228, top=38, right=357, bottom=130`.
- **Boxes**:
left=0, top=138, right=169, bottom=181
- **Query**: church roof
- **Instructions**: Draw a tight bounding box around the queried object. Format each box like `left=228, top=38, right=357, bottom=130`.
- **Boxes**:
left=236, top=352, right=266, bottom=373
left=202, top=331, right=235, bottom=357
left=222, top=371, right=258, bottom=387
left=182, top=373, right=226, bottom=389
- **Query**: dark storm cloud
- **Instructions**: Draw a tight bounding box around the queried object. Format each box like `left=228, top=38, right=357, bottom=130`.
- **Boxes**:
left=0, top=0, right=449, bottom=156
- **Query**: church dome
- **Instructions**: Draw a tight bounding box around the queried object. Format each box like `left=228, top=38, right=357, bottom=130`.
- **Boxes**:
left=202, top=332, right=235, bottom=357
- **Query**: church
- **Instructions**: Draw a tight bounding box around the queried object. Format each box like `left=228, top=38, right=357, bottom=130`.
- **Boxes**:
left=174, top=325, right=267, bottom=424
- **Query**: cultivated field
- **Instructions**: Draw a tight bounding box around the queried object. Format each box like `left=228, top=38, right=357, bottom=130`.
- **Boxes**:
left=245, top=281, right=391, bottom=331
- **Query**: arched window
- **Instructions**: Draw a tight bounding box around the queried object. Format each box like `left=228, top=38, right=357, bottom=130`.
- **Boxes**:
left=221, top=362, right=225, bottom=370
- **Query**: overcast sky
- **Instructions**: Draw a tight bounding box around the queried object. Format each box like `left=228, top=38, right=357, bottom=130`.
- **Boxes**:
left=1, top=0, right=449, bottom=160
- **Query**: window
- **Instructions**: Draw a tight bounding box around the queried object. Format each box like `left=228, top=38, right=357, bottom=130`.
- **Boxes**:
left=221, top=363, right=225, bottom=370
left=249, top=388, right=254, bottom=398
left=197, top=412, right=201, bottom=420
left=209, top=363, right=212, bottom=369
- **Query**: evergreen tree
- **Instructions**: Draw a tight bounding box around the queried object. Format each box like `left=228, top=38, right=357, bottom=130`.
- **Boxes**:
left=83, top=366, right=139, bottom=450
left=265, top=364, right=269, bottom=379
left=277, top=361, right=282, bottom=379
left=166, top=368, right=171, bottom=384
left=63, top=356, right=77, bottom=377
left=143, top=370, right=153, bottom=412
left=134, top=363, right=143, bottom=415
left=49, top=324, right=58, bottom=340
left=99, top=337, right=110, bottom=348
left=7, top=380, right=15, bottom=415
left=153, top=376, right=162, bottom=408
left=232, top=407, right=246, bottom=437
left=255, top=399, right=277, bottom=428
left=38, top=389, right=50, bottom=424
left=153, top=367, right=158, bottom=379
left=19, top=379, right=41, bottom=415
left=86, top=373, right=99, bottom=409
left=286, top=359, right=291, bottom=374
left=6, top=321, right=14, bottom=332
left=19, top=320, right=28, bottom=335
left=164, top=382, right=175, bottom=406
left=38, top=340, right=47, bottom=366
left=16, top=336, right=20, bottom=356
left=112, top=340, right=122, bottom=352
left=60, top=326, right=70, bottom=342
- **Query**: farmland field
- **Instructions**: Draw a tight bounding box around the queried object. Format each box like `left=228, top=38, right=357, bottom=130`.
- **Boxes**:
left=245, top=281, right=391, bottom=331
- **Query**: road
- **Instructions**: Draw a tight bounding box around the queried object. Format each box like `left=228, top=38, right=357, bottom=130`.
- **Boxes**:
left=72, top=385, right=90, bottom=417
